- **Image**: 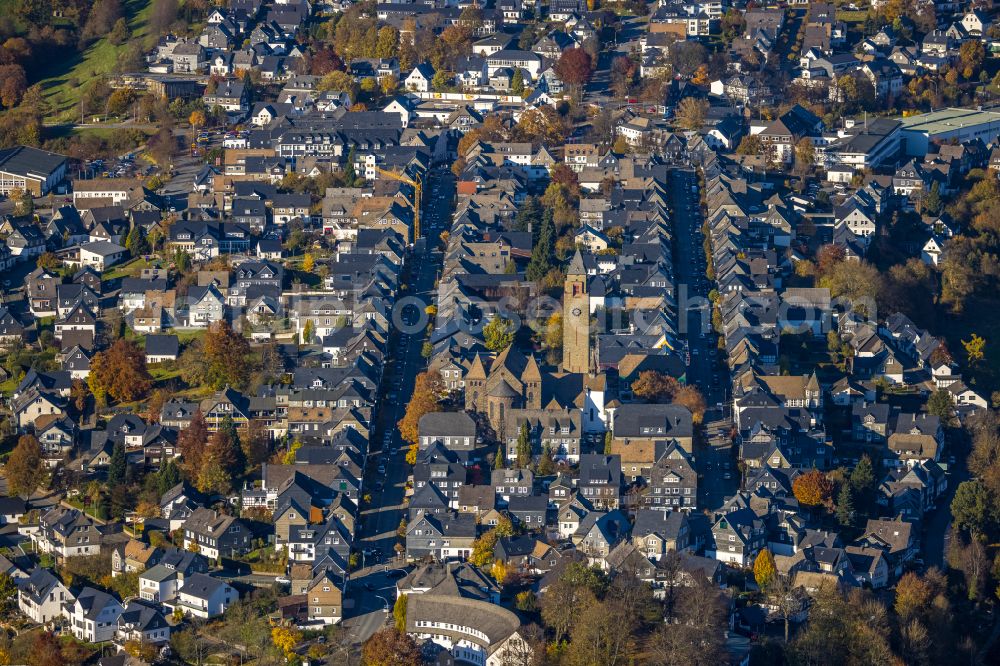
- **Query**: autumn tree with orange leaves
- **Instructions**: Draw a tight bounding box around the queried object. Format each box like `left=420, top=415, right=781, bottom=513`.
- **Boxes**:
left=555, top=48, right=593, bottom=89
left=630, top=371, right=706, bottom=422
left=792, top=469, right=834, bottom=507
left=632, top=371, right=680, bottom=403
left=88, top=338, right=152, bottom=404
left=673, top=385, right=707, bottom=424
left=361, top=628, right=421, bottom=666
left=397, top=370, right=445, bottom=445
left=178, top=409, right=209, bottom=480
left=203, top=320, right=253, bottom=389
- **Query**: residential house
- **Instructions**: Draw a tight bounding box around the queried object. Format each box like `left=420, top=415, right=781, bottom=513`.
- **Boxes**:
left=111, top=539, right=161, bottom=577
left=418, top=412, right=478, bottom=454
left=304, top=569, right=343, bottom=625
left=886, top=412, right=943, bottom=468
left=117, top=600, right=171, bottom=646
left=643, top=443, right=698, bottom=511
left=203, top=79, right=249, bottom=113
left=406, top=512, right=477, bottom=561
left=755, top=105, right=822, bottom=163
left=962, top=10, right=991, bottom=36
left=507, top=495, right=548, bottom=530
left=632, top=509, right=691, bottom=560
left=78, top=241, right=128, bottom=271
left=707, top=497, right=767, bottom=565
left=171, top=573, right=237, bottom=619
left=32, top=507, right=102, bottom=560
left=492, top=468, right=534, bottom=505
left=159, top=482, right=207, bottom=530
left=0, top=307, right=25, bottom=348
left=184, top=283, right=226, bottom=328
left=611, top=404, right=695, bottom=481
left=182, top=508, right=252, bottom=560
left=68, top=587, right=124, bottom=643
left=845, top=545, right=890, bottom=589
left=5, top=223, right=46, bottom=259
left=138, top=550, right=209, bottom=603
left=405, top=63, right=435, bottom=92
left=858, top=518, right=917, bottom=577
left=145, top=334, right=179, bottom=363
left=54, top=302, right=97, bottom=339
left=0, top=497, right=26, bottom=525
left=578, top=454, right=623, bottom=510
left=19, top=568, right=71, bottom=625
left=575, top=510, right=630, bottom=563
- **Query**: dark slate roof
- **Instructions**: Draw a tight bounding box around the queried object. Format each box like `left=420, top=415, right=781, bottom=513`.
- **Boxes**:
left=180, top=573, right=230, bottom=599
left=418, top=412, right=477, bottom=438
left=632, top=508, right=687, bottom=539
left=145, top=334, right=179, bottom=357
left=0, top=146, right=66, bottom=176
left=613, top=404, right=693, bottom=439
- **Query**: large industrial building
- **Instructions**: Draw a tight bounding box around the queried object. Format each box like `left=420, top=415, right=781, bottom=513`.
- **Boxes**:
left=898, top=107, right=1000, bottom=156
left=0, top=146, right=67, bottom=196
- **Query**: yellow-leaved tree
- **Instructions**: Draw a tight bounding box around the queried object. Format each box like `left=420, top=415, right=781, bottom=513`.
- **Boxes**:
left=491, top=560, right=509, bottom=586
left=271, top=625, right=302, bottom=658
left=753, top=548, right=776, bottom=590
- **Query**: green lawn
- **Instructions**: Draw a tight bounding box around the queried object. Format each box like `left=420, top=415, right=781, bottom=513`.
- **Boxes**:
left=103, top=256, right=159, bottom=281
left=0, top=374, right=18, bottom=398
left=65, top=497, right=106, bottom=521
left=46, top=124, right=154, bottom=144
left=174, top=329, right=206, bottom=346
left=237, top=546, right=288, bottom=573
left=941, top=296, right=1000, bottom=398
left=835, top=10, right=867, bottom=24
left=38, top=0, right=154, bottom=123
left=149, top=363, right=183, bottom=382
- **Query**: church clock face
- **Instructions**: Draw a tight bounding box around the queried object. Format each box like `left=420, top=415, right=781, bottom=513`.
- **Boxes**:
left=571, top=307, right=582, bottom=316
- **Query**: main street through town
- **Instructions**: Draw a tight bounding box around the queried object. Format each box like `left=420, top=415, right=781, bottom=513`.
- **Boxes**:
left=668, top=169, right=737, bottom=511
left=341, top=167, right=453, bottom=643
left=343, top=166, right=736, bottom=647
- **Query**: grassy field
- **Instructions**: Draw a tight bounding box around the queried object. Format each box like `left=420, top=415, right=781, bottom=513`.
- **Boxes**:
left=835, top=10, right=868, bottom=24
left=0, top=374, right=18, bottom=399
left=127, top=329, right=206, bottom=349
left=103, top=256, right=160, bottom=281
left=148, top=363, right=183, bottom=382
left=38, top=0, right=154, bottom=123
left=46, top=125, right=151, bottom=141
left=941, top=296, right=1000, bottom=398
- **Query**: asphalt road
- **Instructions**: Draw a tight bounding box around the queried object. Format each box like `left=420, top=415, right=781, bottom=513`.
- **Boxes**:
left=667, top=163, right=967, bottom=557
left=669, top=169, right=738, bottom=511
left=584, top=16, right=647, bottom=107
left=341, top=168, right=453, bottom=643
left=217, top=571, right=285, bottom=587
left=924, top=432, right=970, bottom=569
left=162, top=127, right=219, bottom=202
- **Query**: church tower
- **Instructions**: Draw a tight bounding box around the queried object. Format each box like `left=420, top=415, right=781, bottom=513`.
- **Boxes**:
left=562, top=250, right=590, bottom=374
